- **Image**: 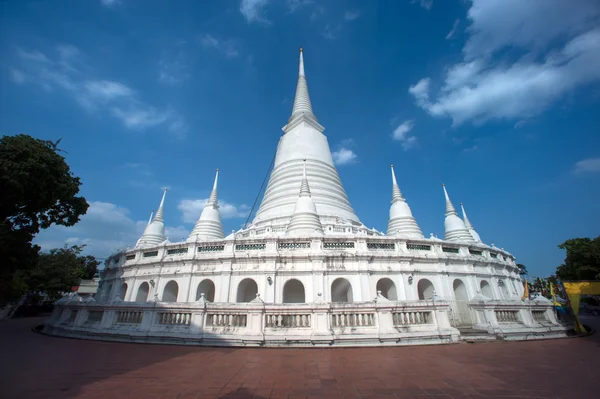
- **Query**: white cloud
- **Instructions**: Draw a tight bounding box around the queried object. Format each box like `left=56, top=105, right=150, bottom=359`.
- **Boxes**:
left=240, top=0, right=270, bottom=24
left=200, top=34, right=240, bottom=59
left=408, top=0, right=600, bottom=126
left=412, top=0, right=433, bottom=10
left=445, top=19, right=460, bottom=40
left=10, top=45, right=186, bottom=135
left=392, top=120, right=417, bottom=150
left=101, top=0, right=120, bottom=7
left=332, top=148, right=357, bottom=166
left=9, top=68, right=26, bottom=83
left=573, top=158, right=600, bottom=174
left=178, top=199, right=250, bottom=224
left=34, top=201, right=188, bottom=259
left=157, top=46, right=189, bottom=86
left=344, top=10, right=360, bottom=21
left=287, top=0, right=313, bottom=13
left=322, top=24, right=342, bottom=40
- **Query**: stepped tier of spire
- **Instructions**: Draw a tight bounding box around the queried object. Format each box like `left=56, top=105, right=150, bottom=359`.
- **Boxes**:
left=132, top=49, right=488, bottom=248
left=286, top=161, right=324, bottom=236
left=252, top=48, right=360, bottom=229
left=187, top=169, right=225, bottom=241
left=386, top=165, right=424, bottom=239
left=443, top=185, right=475, bottom=242
left=136, top=189, right=168, bottom=248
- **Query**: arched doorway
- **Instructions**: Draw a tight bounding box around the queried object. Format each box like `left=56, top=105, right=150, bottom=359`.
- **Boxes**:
left=283, top=279, right=305, bottom=303
left=331, top=278, right=353, bottom=303
left=451, top=279, right=472, bottom=327
left=196, top=279, right=216, bottom=302
left=417, top=279, right=435, bottom=300
left=480, top=280, right=493, bottom=298
left=499, top=279, right=510, bottom=299
left=136, top=282, right=150, bottom=302
left=236, top=278, right=258, bottom=302
left=104, top=283, right=113, bottom=301
left=376, top=278, right=398, bottom=300
left=119, top=283, right=128, bottom=300
left=162, top=280, right=179, bottom=302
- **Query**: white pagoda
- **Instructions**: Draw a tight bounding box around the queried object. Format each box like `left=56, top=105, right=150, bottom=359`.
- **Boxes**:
left=44, top=49, right=568, bottom=347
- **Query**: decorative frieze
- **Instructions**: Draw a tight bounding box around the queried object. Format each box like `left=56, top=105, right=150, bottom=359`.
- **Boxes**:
left=197, top=245, right=225, bottom=252
left=442, top=247, right=460, bottom=254
left=407, top=243, right=431, bottom=251
left=278, top=242, right=311, bottom=250
left=235, top=243, right=266, bottom=251
left=469, top=248, right=483, bottom=256
left=126, top=254, right=136, bottom=260
left=367, top=242, right=395, bottom=250
left=167, top=247, right=188, bottom=256
left=143, top=251, right=159, bottom=258
left=323, top=241, right=355, bottom=249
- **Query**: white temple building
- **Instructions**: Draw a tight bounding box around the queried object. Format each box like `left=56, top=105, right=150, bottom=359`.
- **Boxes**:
left=44, top=49, right=568, bottom=347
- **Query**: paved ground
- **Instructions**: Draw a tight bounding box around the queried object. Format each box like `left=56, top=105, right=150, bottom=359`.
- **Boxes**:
left=1, top=317, right=599, bottom=399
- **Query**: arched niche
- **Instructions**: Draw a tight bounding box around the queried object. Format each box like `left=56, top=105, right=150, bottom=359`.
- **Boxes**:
left=331, top=278, right=353, bottom=303
left=196, top=279, right=216, bottom=302
left=236, top=278, right=258, bottom=303
left=453, top=279, right=469, bottom=302
left=376, top=278, right=398, bottom=300
left=162, top=280, right=179, bottom=302
left=283, top=279, right=305, bottom=303
left=136, top=282, right=150, bottom=302
left=480, top=280, right=493, bottom=299
left=119, top=283, right=128, bottom=300
left=417, top=278, right=435, bottom=300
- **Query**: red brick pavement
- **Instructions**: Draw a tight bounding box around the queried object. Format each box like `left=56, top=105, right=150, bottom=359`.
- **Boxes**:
left=1, top=317, right=599, bottom=399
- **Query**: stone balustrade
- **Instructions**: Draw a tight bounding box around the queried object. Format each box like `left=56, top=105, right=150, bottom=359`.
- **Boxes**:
left=44, top=296, right=568, bottom=346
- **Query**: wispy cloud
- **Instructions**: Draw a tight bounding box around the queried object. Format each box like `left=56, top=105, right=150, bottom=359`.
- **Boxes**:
left=34, top=201, right=189, bottom=259
left=200, top=34, right=240, bottom=59
left=178, top=199, right=250, bottom=223
left=412, top=0, right=433, bottom=10
left=573, top=158, right=600, bottom=174
left=11, top=45, right=187, bottom=136
left=287, top=0, right=314, bottom=13
left=344, top=10, right=360, bottom=21
left=240, top=0, right=271, bottom=24
left=158, top=45, right=189, bottom=85
left=322, top=24, right=342, bottom=40
left=408, top=0, right=600, bottom=126
left=392, top=120, right=417, bottom=150
left=100, top=0, right=121, bottom=8
left=332, top=139, right=358, bottom=166
left=445, top=19, right=460, bottom=40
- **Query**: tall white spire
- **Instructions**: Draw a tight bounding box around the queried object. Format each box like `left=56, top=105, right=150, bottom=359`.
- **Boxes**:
left=147, top=210, right=154, bottom=225
left=136, top=189, right=168, bottom=248
left=286, top=161, right=324, bottom=236
left=387, top=165, right=423, bottom=238
left=442, top=184, right=474, bottom=242
left=187, top=169, right=224, bottom=241
left=288, top=47, right=316, bottom=124
left=461, top=202, right=481, bottom=242
left=252, top=48, right=360, bottom=229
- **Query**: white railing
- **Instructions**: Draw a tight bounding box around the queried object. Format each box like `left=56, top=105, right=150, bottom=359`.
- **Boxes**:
left=393, top=310, right=432, bottom=326
left=45, top=298, right=563, bottom=347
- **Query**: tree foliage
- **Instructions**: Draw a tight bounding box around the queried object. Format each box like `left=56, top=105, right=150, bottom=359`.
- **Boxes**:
left=0, top=134, right=89, bottom=305
left=27, top=245, right=99, bottom=300
left=516, top=263, right=528, bottom=277
left=556, top=236, right=600, bottom=281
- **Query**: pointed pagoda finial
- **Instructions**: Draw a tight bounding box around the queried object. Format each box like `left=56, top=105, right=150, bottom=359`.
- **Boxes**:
left=299, top=47, right=305, bottom=77
left=390, top=164, right=404, bottom=203
left=207, top=169, right=219, bottom=207
left=153, top=188, right=168, bottom=222
left=147, top=210, right=154, bottom=225
left=289, top=48, right=314, bottom=121
left=299, top=160, right=311, bottom=197
left=460, top=202, right=472, bottom=228
left=442, top=184, right=457, bottom=216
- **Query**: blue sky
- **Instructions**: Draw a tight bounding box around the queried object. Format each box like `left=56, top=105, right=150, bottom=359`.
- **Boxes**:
left=1, top=0, right=599, bottom=276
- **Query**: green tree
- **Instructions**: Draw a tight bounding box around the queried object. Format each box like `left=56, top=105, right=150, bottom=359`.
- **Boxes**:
left=516, top=263, right=528, bottom=277
left=556, top=236, right=600, bottom=281
left=0, top=134, right=89, bottom=305
left=27, top=245, right=98, bottom=300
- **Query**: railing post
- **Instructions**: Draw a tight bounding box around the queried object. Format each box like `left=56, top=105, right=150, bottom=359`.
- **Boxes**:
left=74, top=308, right=89, bottom=327
left=376, top=304, right=396, bottom=335
left=309, top=303, right=333, bottom=345
left=101, top=308, right=117, bottom=328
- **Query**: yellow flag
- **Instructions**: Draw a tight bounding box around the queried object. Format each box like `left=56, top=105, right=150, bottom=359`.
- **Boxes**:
left=521, top=279, right=529, bottom=300
left=550, top=283, right=560, bottom=307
